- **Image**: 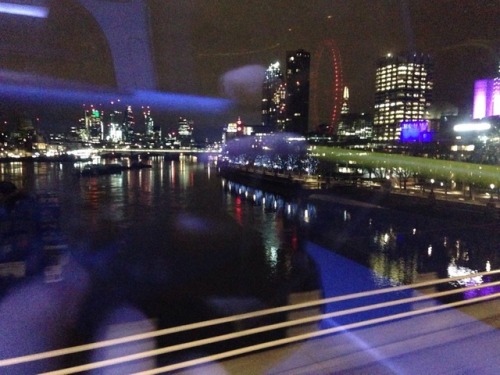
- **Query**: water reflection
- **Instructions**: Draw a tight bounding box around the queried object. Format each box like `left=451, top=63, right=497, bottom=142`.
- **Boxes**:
left=1, top=160, right=498, bottom=310
left=222, top=178, right=317, bottom=223
left=221, top=177, right=318, bottom=292
left=311, top=198, right=499, bottom=293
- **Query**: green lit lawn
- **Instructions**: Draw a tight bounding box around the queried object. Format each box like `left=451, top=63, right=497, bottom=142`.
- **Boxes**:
left=313, top=146, right=500, bottom=187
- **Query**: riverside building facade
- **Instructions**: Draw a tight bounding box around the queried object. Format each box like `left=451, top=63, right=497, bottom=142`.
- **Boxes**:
left=373, top=53, right=433, bottom=142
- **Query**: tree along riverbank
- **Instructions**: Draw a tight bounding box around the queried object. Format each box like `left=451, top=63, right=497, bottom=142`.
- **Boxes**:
left=217, top=165, right=499, bottom=223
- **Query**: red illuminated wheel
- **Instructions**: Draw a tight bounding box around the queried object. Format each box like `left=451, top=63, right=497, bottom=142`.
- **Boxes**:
left=310, top=40, right=344, bottom=135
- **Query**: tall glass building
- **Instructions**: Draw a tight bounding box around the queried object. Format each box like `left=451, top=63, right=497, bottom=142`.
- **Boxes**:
left=261, top=62, right=285, bottom=130
left=82, top=105, right=104, bottom=143
left=123, top=105, right=135, bottom=143
left=373, top=53, right=433, bottom=141
left=285, top=49, right=311, bottom=135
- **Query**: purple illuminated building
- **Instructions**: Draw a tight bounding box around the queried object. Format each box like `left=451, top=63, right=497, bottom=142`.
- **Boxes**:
left=473, top=77, right=500, bottom=119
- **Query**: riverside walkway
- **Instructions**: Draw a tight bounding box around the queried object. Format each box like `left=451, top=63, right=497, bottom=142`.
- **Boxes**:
left=219, top=165, right=500, bottom=221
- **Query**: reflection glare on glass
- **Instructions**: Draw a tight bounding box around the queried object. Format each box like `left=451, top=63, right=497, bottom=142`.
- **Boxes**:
left=447, top=262, right=483, bottom=286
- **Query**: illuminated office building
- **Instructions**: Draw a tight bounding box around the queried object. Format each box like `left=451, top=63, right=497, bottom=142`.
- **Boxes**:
left=83, top=105, right=104, bottom=143
left=337, top=113, right=373, bottom=141
left=123, top=105, right=135, bottom=143
left=177, top=117, right=193, bottom=148
left=473, top=63, right=500, bottom=119
left=143, top=106, right=154, bottom=136
left=373, top=53, right=433, bottom=141
left=107, top=110, right=123, bottom=143
left=262, top=62, right=286, bottom=130
left=285, top=49, right=310, bottom=135
left=142, top=107, right=161, bottom=145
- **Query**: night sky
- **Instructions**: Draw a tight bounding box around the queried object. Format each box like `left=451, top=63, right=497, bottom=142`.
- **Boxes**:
left=0, top=0, right=499, bottom=138
left=153, top=0, right=499, bottom=122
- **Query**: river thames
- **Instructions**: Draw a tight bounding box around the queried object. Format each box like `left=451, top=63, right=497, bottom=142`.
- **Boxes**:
left=2, top=156, right=499, bottom=301
left=0, top=156, right=499, bottom=371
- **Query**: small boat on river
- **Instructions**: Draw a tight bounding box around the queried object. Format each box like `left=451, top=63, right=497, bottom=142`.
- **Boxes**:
left=76, top=162, right=152, bottom=177
left=77, top=163, right=124, bottom=177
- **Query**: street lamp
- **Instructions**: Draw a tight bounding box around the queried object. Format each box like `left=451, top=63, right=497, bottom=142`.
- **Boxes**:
left=428, top=178, right=436, bottom=203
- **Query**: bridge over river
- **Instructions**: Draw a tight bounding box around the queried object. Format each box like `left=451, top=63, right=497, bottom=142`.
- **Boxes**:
left=66, top=147, right=220, bottom=161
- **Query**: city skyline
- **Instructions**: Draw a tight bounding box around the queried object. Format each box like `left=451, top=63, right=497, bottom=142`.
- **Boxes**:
left=124, top=1, right=499, bottom=121
left=0, top=0, right=498, bottom=137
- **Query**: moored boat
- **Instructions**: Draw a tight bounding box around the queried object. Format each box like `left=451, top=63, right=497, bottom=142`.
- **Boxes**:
left=76, top=163, right=124, bottom=177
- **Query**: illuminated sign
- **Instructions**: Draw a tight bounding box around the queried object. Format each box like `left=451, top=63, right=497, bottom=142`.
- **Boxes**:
left=453, top=122, right=491, bottom=132
left=473, top=78, right=500, bottom=119
left=473, top=80, right=488, bottom=119
left=226, top=123, right=238, bottom=133
left=400, top=120, right=432, bottom=142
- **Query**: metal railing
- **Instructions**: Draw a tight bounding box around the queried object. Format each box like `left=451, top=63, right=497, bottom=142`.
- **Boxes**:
left=1, top=270, right=499, bottom=374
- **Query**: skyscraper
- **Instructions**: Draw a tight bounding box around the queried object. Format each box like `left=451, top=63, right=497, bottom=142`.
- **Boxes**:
left=177, top=117, right=193, bottom=148
left=285, top=49, right=311, bottom=135
left=107, top=110, right=123, bottom=143
left=373, top=53, right=433, bottom=141
left=261, top=62, right=285, bottom=130
left=123, top=105, right=135, bottom=143
left=83, top=105, right=104, bottom=143
left=143, top=106, right=154, bottom=136
left=142, top=106, right=161, bottom=146
left=341, top=86, right=350, bottom=115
